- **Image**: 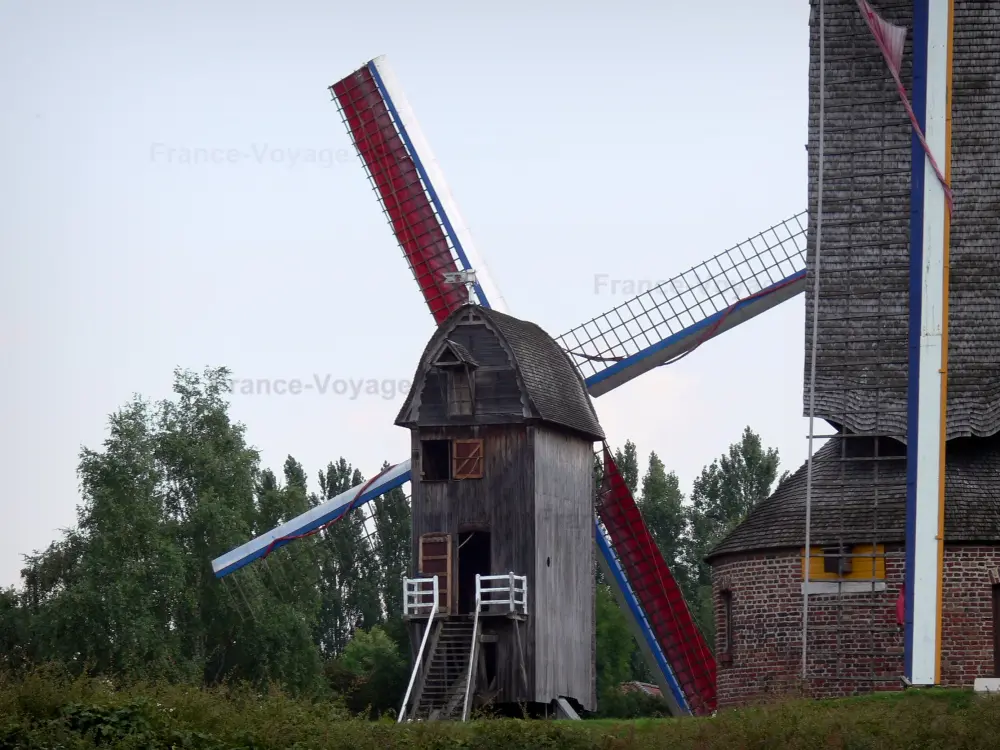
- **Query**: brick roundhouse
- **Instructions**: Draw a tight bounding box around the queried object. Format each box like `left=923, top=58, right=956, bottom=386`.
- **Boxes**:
left=707, top=435, right=1000, bottom=707
left=706, top=0, right=1000, bottom=709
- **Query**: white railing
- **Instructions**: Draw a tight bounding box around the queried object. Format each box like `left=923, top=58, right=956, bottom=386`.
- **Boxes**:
left=476, top=572, right=528, bottom=615
left=461, top=578, right=482, bottom=721
left=403, top=575, right=441, bottom=618
left=398, top=575, right=439, bottom=723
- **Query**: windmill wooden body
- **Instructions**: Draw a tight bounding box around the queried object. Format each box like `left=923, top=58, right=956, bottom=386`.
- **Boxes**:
left=395, top=305, right=603, bottom=716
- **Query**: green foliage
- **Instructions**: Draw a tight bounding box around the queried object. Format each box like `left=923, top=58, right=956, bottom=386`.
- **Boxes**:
left=596, top=687, right=674, bottom=719
left=2, top=670, right=1000, bottom=749
left=594, top=585, right=632, bottom=697
left=312, top=459, right=383, bottom=656
left=637, top=452, right=688, bottom=597
left=325, top=626, right=407, bottom=718
left=5, top=367, right=412, bottom=705
left=684, top=426, right=782, bottom=647
left=614, top=441, right=639, bottom=497
left=370, top=467, right=411, bottom=620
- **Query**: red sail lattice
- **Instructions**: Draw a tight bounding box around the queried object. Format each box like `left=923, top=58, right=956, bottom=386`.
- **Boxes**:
left=331, top=65, right=465, bottom=323
left=596, top=445, right=717, bottom=714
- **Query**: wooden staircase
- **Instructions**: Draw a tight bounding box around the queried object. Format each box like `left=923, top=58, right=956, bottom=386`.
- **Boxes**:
left=410, top=618, right=477, bottom=721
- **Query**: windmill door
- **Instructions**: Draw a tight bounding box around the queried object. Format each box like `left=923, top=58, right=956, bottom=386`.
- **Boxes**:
left=419, top=533, right=452, bottom=614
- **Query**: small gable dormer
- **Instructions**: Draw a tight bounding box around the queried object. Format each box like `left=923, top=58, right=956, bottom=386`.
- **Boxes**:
left=432, top=340, right=478, bottom=417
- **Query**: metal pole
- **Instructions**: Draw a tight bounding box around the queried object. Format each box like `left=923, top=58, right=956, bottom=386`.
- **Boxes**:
left=802, top=0, right=826, bottom=683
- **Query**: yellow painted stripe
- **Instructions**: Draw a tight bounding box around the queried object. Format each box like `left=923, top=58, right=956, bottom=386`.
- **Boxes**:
left=934, top=0, right=955, bottom=687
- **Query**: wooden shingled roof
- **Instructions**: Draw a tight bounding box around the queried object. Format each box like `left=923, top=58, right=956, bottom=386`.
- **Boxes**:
left=480, top=307, right=605, bottom=441
left=803, top=0, right=1000, bottom=441
left=396, top=304, right=605, bottom=441
left=707, top=433, right=1000, bottom=561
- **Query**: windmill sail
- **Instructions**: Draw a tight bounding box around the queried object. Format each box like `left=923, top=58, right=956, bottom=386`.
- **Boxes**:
left=330, top=56, right=507, bottom=319
left=211, top=460, right=410, bottom=578
left=560, top=213, right=807, bottom=396
left=596, top=445, right=716, bottom=714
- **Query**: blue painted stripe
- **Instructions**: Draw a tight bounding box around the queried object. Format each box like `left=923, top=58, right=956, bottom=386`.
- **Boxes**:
left=214, top=469, right=411, bottom=578
left=366, top=61, right=491, bottom=309
left=584, top=270, right=805, bottom=391
left=594, top=520, right=690, bottom=714
left=904, top=0, right=930, bottom=679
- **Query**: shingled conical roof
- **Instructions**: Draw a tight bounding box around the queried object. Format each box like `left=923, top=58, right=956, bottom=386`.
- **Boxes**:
left=707, top=434, right=1000, bottom=562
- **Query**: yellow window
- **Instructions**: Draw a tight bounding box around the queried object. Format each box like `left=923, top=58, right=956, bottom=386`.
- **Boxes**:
left=801, top=544, right=885, bottom=581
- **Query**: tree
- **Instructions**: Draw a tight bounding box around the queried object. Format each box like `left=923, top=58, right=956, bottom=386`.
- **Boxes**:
left=0, top=587, right=30, bottom=673
left=370, top=462, right=411, bottom=620
left=9, top=368, right=326, bottom=694
left=312, top=460, right=382, bottom=656
left=326, top=625, right=408, bottom=718
left=614, top=441, right=640, bottom=497
left=595, top=583, right=633, bottom=699
left=684, top=426, right=782, bottom=648
left=638, top=452, right=687, bottom=581
left=19, top=395, right=188, bottom=681
left=631, top=451, right=688, bottom=681
left=156, top=368, right=322, bottom=692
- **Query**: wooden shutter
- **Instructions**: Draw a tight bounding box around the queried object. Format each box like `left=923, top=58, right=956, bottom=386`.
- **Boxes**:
left=452, top=439, right=484, bottom=479
left=418, top=533, right=452, bottom=613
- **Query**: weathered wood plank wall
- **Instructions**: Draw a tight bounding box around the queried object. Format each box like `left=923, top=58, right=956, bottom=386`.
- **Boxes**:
left=531, top=426, right=596, bottom=711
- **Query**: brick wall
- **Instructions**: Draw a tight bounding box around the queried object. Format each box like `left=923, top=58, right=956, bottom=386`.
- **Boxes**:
left=712, top=544, right=1000, bottom=709
left=941, top=546, right=1000, bottom=685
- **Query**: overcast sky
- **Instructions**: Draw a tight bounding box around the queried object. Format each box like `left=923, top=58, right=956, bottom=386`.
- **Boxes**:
left=0, top=0, right=811, bottom=587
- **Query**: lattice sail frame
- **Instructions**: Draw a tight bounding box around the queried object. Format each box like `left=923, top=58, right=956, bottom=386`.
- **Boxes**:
left=330, top=57, right=507, bottom=321
left=558, top=213, right=807, bottom=390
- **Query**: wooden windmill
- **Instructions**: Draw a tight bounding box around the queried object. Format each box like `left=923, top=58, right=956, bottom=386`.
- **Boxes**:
left=212, top=55, right=810, bottom=719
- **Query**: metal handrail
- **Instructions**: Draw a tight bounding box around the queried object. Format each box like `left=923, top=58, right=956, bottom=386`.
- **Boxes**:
left=398, top=574, right=439, bottom=723
left=462, top=574, right=482, bottom=721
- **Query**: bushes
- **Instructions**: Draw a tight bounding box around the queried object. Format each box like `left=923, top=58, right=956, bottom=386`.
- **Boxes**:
left=324, top=626, right=408, bottom=718
left=2, top=668, right=1000, bottom=749
left=596, top=686, right=673, bottom=719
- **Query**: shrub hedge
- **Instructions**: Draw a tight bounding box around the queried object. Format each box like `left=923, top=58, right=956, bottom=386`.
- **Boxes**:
left=2, top=667, right=999, bottom=749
